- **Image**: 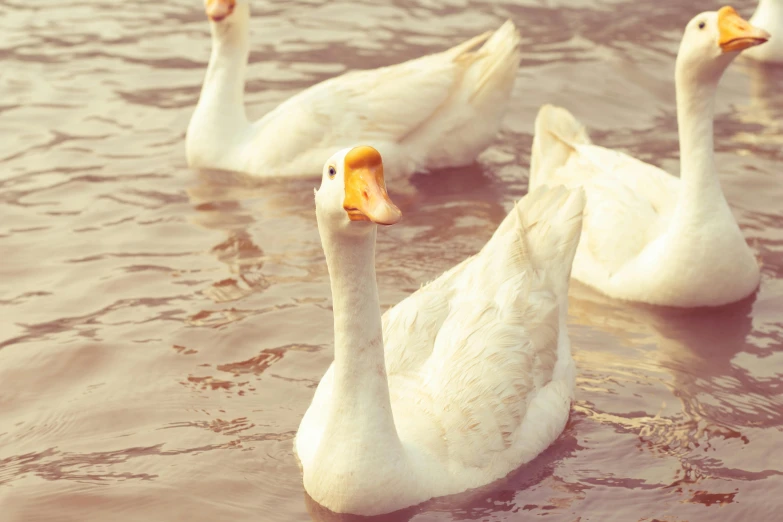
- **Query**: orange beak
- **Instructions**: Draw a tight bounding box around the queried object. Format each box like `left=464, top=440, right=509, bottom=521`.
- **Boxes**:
left=206, top=0, right=235, bottom=22
left=342, top=146, right=402, bottom=226
left=718, top=6, right=770, bottom=53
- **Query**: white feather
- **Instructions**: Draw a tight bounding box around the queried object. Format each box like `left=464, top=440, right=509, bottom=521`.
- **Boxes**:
left=186, top=2, right=520, bottom=178
left=296, top=180, right=585, bottom=516
left=529, top=9, right=762, bottom=308
left=744, top=0, right=783, bottom=63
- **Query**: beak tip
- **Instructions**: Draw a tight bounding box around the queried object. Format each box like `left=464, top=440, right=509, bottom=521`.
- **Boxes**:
left=376, top=206, right=402, bottom=226
left=206, top=0, right=235, bottom=22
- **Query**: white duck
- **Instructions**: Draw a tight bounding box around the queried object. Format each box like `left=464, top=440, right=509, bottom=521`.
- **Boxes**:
left=186, top=0, right=520, bottom=178
left=295, top=145, right=585, bottom=515
left=745, top=0, right=783, bottom=63
left=529, top=6, right=768, bottom=308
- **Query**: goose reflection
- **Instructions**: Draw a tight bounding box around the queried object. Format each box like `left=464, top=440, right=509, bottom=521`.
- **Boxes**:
left=185, top=168, right=316, bottom=304
left=732, top=60, right=783, bottom=149
left=567, top=281, right=767, bottom=456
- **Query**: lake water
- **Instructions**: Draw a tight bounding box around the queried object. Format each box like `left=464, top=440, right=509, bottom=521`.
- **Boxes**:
left=1, top=0, right=782, bottom=520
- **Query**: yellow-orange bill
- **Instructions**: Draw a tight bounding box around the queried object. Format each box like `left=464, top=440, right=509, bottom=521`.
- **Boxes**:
left=718, top=6, right=770, bottom=53
left=206, top=0, right=235, bottom=22
left=342, top=146, right=402, bottom=226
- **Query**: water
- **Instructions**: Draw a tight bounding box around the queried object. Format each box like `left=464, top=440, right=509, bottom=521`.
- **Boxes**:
left=1, top=0, right=782, bottom=520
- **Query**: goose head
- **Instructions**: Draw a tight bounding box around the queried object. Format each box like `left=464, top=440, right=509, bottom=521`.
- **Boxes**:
left=677, top=6, right=769, bottom=83
left=204, top=0, right=248, bottom=26
left=315, top=146, right=402, bottom=236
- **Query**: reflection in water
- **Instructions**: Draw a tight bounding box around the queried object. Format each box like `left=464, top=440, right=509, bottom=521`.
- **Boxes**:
left=305, top=495, right=421, bottom=522
left=186, top=169, right=269, bottom=304
left=569, top=282, right=783, bottom=483
left=732, top=60, right=783, bottom=151
left=571, top=284, right=754, bottom=416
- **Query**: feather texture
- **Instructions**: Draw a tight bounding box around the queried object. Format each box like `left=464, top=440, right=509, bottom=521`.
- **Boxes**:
left=530, top=102, right=759, bottom=306
left=297, top=182, right=584, bottom=515
left=186, top=3, right=520, bottom=178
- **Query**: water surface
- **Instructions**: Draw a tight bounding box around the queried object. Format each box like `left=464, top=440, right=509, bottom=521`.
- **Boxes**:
left=1, top=0, right=782, bottom=520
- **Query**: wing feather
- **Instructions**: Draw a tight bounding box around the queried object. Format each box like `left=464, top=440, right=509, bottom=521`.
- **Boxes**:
left=547, top=144, right=680, bottom=274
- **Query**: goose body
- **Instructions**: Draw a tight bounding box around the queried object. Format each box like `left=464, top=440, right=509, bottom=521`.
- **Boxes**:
left=186, top=0, right=520, bottom=178
left=529, top=7, right=766, bottom=308
left=296, top=146, right=584, bottom=515
left=745, top=0, right=783, bottom=63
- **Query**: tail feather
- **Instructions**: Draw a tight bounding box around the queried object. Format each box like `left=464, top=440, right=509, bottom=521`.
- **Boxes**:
left=444, top=30, right=494, bottom=60
left=467, top=20, right=521, bottom=104
left=516, top=184, right=585, bottom=293
left=529, top=104, right=590, bottom=189
left=413, top=20, right=521, bottom=170
left=443, top=20, right=520, bottom=104
left=477, top=184, right=585, bottom=297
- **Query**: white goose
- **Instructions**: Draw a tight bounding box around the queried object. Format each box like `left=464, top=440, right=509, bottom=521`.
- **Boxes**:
left=529, top=6, right=768, bottom=308
left=745, top=0, right=783, bottom=63
left=186, top=0, right=520, bottom=178
left=295, top=145, right=585, bottom=515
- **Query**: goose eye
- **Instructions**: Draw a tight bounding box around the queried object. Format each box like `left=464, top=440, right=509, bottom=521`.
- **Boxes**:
left=698, top=21, right=705, bottom=29
left=328, top=166, right=337, bottom=178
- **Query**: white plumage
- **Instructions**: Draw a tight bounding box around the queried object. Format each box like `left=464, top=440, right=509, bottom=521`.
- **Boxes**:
left=186, top=0, right=520, bottom=178
left=745, top=0, right=783, bottom=63
left=296, top=146, right=584, bottom=515
left=529, top=8, right=765, bottom=308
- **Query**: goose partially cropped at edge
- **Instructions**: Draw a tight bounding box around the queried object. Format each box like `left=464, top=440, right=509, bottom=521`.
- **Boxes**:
left=529, top=6, right=768, bottom=308
left=745, top=0, right=783, bottom=63
left=295, top=145, right=585, bottom=515
left=186, top=0, right=521, bottom=179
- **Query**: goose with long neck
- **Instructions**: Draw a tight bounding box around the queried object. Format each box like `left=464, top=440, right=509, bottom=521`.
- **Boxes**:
left=187, top=0, right=250, bottom=163
left=528, top=6, right=768, bottom=308
left=186, top=0, right=522, bottom=178
left=745, top=0, right=783, bottom=62
left=297, top=146, right=585, bottom=515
